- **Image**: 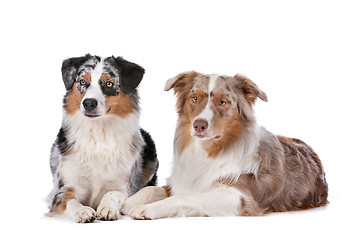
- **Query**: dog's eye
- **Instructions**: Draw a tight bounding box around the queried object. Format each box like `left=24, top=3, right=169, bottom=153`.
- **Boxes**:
left=219, top=100, right=227, bottom=106
left=106, top=82, right=113, bottom=88
left=80, top=79, right=87, bottom=85
left=192, top=97, right=198, bottom=103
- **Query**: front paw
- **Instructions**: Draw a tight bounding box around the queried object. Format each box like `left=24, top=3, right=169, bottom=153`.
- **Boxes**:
left=71, top=206, right=96, bottom=223
left=96, top=205, right=120, bottom=221
left=128, top=205, right=159, bottom=220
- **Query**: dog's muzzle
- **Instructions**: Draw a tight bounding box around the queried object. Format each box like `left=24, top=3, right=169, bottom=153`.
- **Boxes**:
left=82, top=98, right=99, bottom=117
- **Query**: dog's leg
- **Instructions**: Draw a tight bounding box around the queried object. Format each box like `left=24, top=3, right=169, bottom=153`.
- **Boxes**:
left=49, top=188, right=96, bottom=223
left=96, top=190, right=128, bottom=220
left=121, top=186, right=169, bottom=215
left=128, top=185, right=243, bottom=220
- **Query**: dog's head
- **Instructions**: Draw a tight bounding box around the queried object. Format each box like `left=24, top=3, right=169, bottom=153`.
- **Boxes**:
left=165, top=71, right=267, bottom=154
left=61, top=54, right=144, bottom=119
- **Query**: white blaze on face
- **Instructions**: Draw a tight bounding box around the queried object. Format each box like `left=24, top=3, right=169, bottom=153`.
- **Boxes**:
left=80, top=59, right=107, bottom=116
left=192, top=74, right=218, bottom=137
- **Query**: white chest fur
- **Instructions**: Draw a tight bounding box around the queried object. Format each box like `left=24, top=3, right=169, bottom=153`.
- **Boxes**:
left=168, top=127, right=262, bottom=195
left=60, top=112, right=143, bottom=208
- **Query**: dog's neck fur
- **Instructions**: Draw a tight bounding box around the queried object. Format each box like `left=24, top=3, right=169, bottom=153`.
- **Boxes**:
left=62, top=111, right=143, bottom=165
left=168, top=118, right=262, bottom=195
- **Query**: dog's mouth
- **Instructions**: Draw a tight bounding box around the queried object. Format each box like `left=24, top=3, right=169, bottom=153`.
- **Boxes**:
left=84, top=107, right=111, bottom=118
left=85, top=113, right=100, bottom=118
left=192, top=133, right=222, bottom=140
left=193, top=134, right=206, bottom=139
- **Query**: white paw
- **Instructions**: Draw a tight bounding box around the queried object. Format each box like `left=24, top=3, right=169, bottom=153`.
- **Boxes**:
left=121, top=199, right=135, bottom=216
left=70, top=206, right=96, bottom=223
left=96, top=204, right=120, bottom=221
left=121, top=186, right=168, bottom=216
left=128, top=205, right=159, bottom=220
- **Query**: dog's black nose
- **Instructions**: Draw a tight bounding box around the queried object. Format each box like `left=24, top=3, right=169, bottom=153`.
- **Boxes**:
left=83, top=98, right=98, bottom=111
left=193, top=119, right=208, bottom=133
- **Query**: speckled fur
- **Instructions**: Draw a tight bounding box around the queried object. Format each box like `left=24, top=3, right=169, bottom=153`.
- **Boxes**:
left=48, top=54, right=158, bottom=223
left=122, top=71, right=328, bottom=220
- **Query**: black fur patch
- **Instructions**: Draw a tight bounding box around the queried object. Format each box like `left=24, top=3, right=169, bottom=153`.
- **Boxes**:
left=56, top=127, right=72, bottom=155
left=104, top=56, right=145, bottom=94
left=61, top=54, right=100, bottom=91
left=127, top=128, right=159, bottom=196
left=58, top=179, right=64, bottom=189
left=140, top=129, right=159, bottom=186
left=99, top=80, right=118, bottom=96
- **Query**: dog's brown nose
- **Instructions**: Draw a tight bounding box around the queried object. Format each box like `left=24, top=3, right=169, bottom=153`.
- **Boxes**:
left=193, top=119, right=208, bottom=133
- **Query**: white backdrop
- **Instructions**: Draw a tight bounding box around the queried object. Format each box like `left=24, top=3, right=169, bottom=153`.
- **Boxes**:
left=1, top=0, right=359, bottom=239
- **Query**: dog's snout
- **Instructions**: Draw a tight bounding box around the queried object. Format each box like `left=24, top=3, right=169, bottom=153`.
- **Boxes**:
left=193, top=119, right=208, bottom=133
left=83, top=98, right=98, bottom=111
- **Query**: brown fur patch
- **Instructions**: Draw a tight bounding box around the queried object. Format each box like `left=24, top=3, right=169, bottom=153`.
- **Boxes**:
left=188, top=89, right=208, bottom=117
left=175, top=115, right=193, bottom=154
left=65, top=86, right=84, bottom=115
left=166, top=71, right=199, bottom=115
left=169, top=71, right=199, bottom=154
left=233, top=74, right=267, bottom=104
left=162, top=185, right=172, bottom=197
left=219, top=132, right=328, bottom=215
left=204, top=108, right=244, bottom=157
left=238, top=196, right=264, bottom=216
left=50, top=187, right=75, bottom=215
left=217, top=179, right=264, bottom=216
left=105, top=90, right=134, bottom=118
left=82, top=73, right=91, bottom=81
left=100, top=73, right=110, bottom=82
left=275, top=136, right=329, bottom=210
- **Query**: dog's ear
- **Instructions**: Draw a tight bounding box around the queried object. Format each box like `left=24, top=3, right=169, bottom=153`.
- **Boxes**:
left=113, top=57, right=145, bottom=94
left=165, top=71, right=199, bottom=114
left=61, top=55, right=91, bottom=91
left=233, top=74, right=268, bottom=104
left=164, top=71, right=198, bottom=92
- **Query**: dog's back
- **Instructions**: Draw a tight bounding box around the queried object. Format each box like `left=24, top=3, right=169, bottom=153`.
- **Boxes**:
left=232, top=130, right=328, bottom=215
left=275, top=136, right=328, bottom=210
